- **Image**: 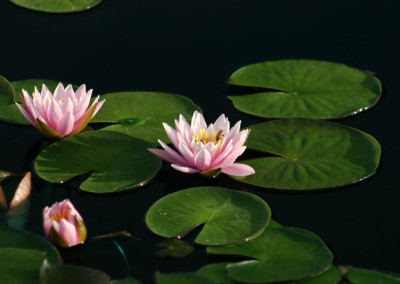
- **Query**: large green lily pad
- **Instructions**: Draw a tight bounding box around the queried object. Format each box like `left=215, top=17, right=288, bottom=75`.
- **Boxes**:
left=145, top=186, right=271, bottom=246
left=197, top=263, right=341, bottom=284
left=207, top=227, right=333, bottom=283
left=9, top=0, right=102, bottom=13
left=91, top=91, right=201, bottom=143
left=343, top=267, right=400, bottom=284
left=228, top=59, right=381, bottom=119
left=0, top=78, right=74, bottom=125
left=0, top=227, right=61, bottom=284
left=233, top=119, right=380, bottom=190
left=34, top=130, right=161, bottom=193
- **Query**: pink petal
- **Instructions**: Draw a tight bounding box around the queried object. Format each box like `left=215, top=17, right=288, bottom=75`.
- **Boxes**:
left=59, top=97, right=74, bottom=115
left=191, top=111, right=207, bottom=134
left=194, top=148, right=211, bottom=171
left=163, top=123, right=179, bottom=150
left=58, top=218, right=79, bottom=246
left=210, top=141, right=233, bottom=168
left=15, top=102, right=36, bottom=126
left=73, top=93, right=92, bottom=119
left=56, top=112, right=75, bottom=136
left=219, top=146, right=247, bottom=168
left=158, top=140, right=189, bottom=166
left=74, top=84, right=87, bottom=101
left=213, top=113, right=229, bottom=131
left=40, top=84, right=49, bottom=96
left=148, top=148, right=183, bottom=165
left=53, top=83, right=65, bottom=100
left=92, top=98, right=105, bottom=117
left=226, top=120, right=241, bottom=139
left=178, top=142, right=195, bottom=165
left=221, top=163, right=255, bottom=176
left=171, top=164, right=199, bottom=174
left=47, top=99, right=63, bottom=128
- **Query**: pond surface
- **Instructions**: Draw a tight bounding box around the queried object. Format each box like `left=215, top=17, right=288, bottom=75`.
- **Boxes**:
left=0, top=0, right=400, bottom=283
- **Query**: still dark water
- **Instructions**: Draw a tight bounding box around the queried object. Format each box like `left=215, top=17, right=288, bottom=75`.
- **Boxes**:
left=1, top=0, right=400, bottom=283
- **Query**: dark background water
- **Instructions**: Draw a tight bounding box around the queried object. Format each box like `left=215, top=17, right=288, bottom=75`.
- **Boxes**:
left=1, top=0, right=400, bottom=283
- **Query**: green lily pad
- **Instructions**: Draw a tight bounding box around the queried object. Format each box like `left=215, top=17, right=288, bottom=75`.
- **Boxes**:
left=342, top=267, right=400, bottom=284
left=155, top=272, right=218, bottom=284
left=0, top=75, right=14, bottom=104
left=197, top=263, right=341, bottom=284
left=90, top=92, right=202, bottom=143
left=207, top=227, right=333, bottom=283
left=40, top=262, right=110, bottom=284
left=197, top=262, right=240, bottom=284
left=290, top=266, right=342, bottom=284
left=233, top=119, right=380, bottom=190
left=228, top=59, right=381, bottom=119
left=0, top=227, right=61, bottom=284
left=0, top=78, right=74, bottom=125
left=34, top=130, right=161, bottom=193
left=9, top=0, right=102, bottom=13
left=145, top=186, right=271, bottom=246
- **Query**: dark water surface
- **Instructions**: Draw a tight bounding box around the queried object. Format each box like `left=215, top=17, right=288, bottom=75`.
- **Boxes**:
left=1, top=0, right=400, bottom=283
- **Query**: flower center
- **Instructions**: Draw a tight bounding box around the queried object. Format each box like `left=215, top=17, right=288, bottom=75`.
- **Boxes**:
left=51, top=210, right=70, bottom=223
left=193, top=129, right=224, bottom=145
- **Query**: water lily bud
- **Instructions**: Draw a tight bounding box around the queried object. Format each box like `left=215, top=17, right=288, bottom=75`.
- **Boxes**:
left=16, top=83, right=105, bottom=139
left=148, top=111, right=255, bottom=177
left=43, top=199, right=87, bottom=247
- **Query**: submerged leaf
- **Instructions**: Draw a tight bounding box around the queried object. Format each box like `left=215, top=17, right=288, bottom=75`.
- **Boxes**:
left=0, top=227, right=61, bottom=283
left=92, top=231, right=133, bottom=242
left=40, top=260, right=110, bottom=284
left=156, top=238, right=195, bottom=258
left=156, top=271, right=219, bottom=284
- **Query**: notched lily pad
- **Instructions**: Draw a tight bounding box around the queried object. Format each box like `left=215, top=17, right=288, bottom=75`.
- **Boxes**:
left=341, top=266, right=400, bottom=284
left=90, top=91, right=202, bottom=143
left=228, top=59, right=381, bottom=119
left=233, top=119, right=381, bottom=190
left=207, top=227, right=333, bottom=283
left=145, top=186, right=271, bottom=246
left=197, top=262, right=240, bottom=284
left=9, top=0, right=102, bottom=13
left=34, top=130, right=162, bottom=193
left=0, top=227, right=61, bottom=284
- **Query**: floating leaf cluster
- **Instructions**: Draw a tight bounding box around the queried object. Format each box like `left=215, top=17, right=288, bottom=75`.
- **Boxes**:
left=0, top=59, right=395, bottom=283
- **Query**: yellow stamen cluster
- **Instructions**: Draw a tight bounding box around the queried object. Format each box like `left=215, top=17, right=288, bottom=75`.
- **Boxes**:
left=51, top=210, right=70, bottom=222
left=193, top=129, right=223, bottom=145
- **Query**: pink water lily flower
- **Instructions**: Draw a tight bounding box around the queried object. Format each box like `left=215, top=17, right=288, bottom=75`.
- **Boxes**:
left=16, top=83, right=105, bottom=139
left=148, top=111, right=255, bottom=177
left=43, top=199, right=87, bottom=248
